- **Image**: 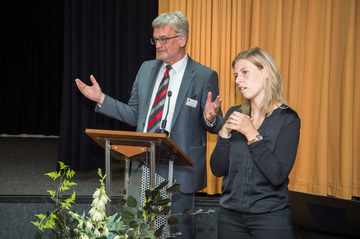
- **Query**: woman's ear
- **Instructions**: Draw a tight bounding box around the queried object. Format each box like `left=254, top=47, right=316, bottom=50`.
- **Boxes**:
left=262, top=67, right=269, bottom=80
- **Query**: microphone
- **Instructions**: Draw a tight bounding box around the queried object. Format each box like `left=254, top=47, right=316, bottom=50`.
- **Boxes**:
left=157, top=90, right=172, bottom=135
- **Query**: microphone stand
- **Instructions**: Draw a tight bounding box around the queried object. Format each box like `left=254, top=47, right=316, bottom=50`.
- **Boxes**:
left=157, top=90, right=172, bottom=136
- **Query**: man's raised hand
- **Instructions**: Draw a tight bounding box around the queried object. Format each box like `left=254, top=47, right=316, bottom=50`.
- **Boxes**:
left=204, top=91, right=221, bottom=122
left=75, top=74, right=105, bottom=104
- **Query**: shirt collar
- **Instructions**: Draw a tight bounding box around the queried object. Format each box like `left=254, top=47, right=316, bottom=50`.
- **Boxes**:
left=162, top=53, right=188, bottom=73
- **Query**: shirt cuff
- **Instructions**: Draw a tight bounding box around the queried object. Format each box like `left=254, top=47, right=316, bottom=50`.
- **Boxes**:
left=204, top=113, right=216, bottom=127
left=219, top=131, right=231, bottom=139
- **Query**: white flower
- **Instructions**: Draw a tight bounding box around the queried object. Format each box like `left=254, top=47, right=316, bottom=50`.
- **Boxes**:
left=78, top=219, right=84, bottom=229
left=95, top=198, right=106, bottom=211
left=92, top=209, right=105, bottom=221
left=94, top=228, right=101, bottom=237
left=93, top=188, right=101, bottom=198
left=91, top=199, right=99, bottom=209
left=100, top=194, right=109, bottom=204
left=102, top=225, right=109, bottom=236
left=85, top=221, right=93, bottom=232
left=80, top=234, right=89, bottom=239
left=89, top=207, right=96, bottom=216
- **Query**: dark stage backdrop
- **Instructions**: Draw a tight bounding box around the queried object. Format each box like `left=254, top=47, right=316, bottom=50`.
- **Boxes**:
left=1, top=1, right=158, bottom=171
left=59, top=0, right=158, bottom=170
left=0, top=1, right=64, bottom=135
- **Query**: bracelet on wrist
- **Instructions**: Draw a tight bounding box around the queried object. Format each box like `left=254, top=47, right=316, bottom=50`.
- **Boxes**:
left=247, top=135, right=263, bottom=145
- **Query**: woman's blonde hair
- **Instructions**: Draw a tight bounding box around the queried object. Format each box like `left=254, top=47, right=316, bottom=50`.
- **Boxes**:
left=232, top=46, right=288, bottom=116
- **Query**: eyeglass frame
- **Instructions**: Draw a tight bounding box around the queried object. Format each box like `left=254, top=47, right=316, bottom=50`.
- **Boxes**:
left=150, top=34, right=183, bottom=45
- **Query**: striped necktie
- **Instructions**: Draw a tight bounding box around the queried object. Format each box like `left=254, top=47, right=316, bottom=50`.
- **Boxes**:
left=147, top=65, right=172, bottom=133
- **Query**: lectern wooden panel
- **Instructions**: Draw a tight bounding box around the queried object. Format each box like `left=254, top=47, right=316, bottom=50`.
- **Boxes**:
left=85, top=129, right=193, bottom=202
left=86, top=129, right=193, bottom=165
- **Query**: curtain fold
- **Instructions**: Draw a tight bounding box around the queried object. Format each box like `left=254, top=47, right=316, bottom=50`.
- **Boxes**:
left=159, top=0, right=360, bottom=199
left=0, top=1, right=64, bottom=135
left=58, top=0, right=157, bottom=170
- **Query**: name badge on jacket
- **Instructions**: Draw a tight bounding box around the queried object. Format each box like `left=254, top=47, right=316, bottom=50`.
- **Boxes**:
left=186, top=98, right=198, bottom=108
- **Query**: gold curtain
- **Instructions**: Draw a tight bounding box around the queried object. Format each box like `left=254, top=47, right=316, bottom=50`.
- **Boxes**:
left=159, top=0, right=360, bottom=199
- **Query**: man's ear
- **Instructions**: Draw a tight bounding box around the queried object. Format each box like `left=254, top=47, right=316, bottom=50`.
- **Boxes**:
left=178, top=35, right=187, bottom=47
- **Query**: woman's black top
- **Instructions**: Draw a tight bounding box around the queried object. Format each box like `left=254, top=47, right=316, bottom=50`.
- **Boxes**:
left=210, top=105, right=300, bottom=214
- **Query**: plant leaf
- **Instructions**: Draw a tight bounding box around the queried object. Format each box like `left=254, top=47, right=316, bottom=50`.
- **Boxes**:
left=154, top=225, right=165, bottom=237
left=154, top=198, right=171, bottom=206
left=46, top=190, right=56, bottom=197
left=115, top=220, right=124, bottom=231
left=181, top=207, right=192, bottom=215
left=151, top=189, right=160, bottom=200
left=166, top=183, right=181, bottom=193
left=121, top=210, right=135, bottom=221
left=66, top=169, right=75, bottom=179
left=118, top=198, right=127, bottom=206
left=126, top=195, right=137, bottom=208
left=45, top=171, right=61, bottom=180
left=65, top=191, right=76, bottom=204
left=106, top=212, right=119, bottom=226
left=144, top=201, right=153, bottom=211
left=139, top=223, right=148, bottom=236
left=128, top=220, right=139, bottom=229
left=167, top=216, right=178, bottom=226
left=154, top=180, right=169, bottom=191
left=136, top=208, right=144, bottom=219
left=59, top=161, right=68, bottom=170
left=145, top=189, right=152, bottom=200
left=34, top=214, right=46, bottom=220
left=158, top=207, right=171, bottom=216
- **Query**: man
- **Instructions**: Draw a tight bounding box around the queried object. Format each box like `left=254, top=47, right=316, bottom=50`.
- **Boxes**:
left=75, top=11, right=223, bottom=238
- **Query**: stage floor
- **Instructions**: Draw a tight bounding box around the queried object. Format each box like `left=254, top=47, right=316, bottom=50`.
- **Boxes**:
left=0, top=136, right=125, bottom=197
left=0, top=136, right=356, bottom=239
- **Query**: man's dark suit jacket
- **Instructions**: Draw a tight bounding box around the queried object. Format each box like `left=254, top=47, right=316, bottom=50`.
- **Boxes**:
left=96, top=56, right=223, bottom=193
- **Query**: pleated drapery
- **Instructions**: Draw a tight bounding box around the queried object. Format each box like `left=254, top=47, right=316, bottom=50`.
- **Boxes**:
left=159, top=0, right=360, bottom=199
left=58, top=0, right=157, bottom=170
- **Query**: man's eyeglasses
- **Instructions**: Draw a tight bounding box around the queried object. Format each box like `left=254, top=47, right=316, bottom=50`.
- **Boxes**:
left=150, top=35, right=182, bottom=45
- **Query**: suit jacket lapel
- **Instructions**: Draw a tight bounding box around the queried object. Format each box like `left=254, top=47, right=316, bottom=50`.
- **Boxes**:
left=146, top=60, right=163, bottom=102
left=171, top=57, right=195, bottom=129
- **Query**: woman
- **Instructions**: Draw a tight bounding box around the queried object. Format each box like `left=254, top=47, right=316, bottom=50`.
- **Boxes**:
left=210, top=47, right=300, bottom=238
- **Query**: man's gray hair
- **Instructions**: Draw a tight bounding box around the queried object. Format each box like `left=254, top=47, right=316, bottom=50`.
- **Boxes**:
left=152, top=11, right=189, bottom=38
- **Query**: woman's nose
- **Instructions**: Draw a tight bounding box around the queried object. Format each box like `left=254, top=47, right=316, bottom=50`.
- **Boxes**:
left=235, top=75, right=242, bottom=83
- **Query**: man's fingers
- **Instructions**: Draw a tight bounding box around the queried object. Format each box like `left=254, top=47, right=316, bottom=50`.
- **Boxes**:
left=215, top=95, right=221, bottom=105
left=74, top=78, right=81, bottom=86
left=89, top=74, right=98, bottom=86
left=207, top=91, right=213, bottom=102
left=75, top=79, right=86, bottom=91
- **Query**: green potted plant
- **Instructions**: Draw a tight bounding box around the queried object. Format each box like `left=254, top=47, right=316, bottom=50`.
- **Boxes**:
left=31, top=162, right=214, bottom=238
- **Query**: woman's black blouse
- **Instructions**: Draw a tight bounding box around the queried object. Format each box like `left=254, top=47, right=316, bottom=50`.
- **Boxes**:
left=210, top=105, right=301, bottom=214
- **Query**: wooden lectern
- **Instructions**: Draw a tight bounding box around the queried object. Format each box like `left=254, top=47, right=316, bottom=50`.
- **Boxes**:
left=85, top=129, right=193, bottom=205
